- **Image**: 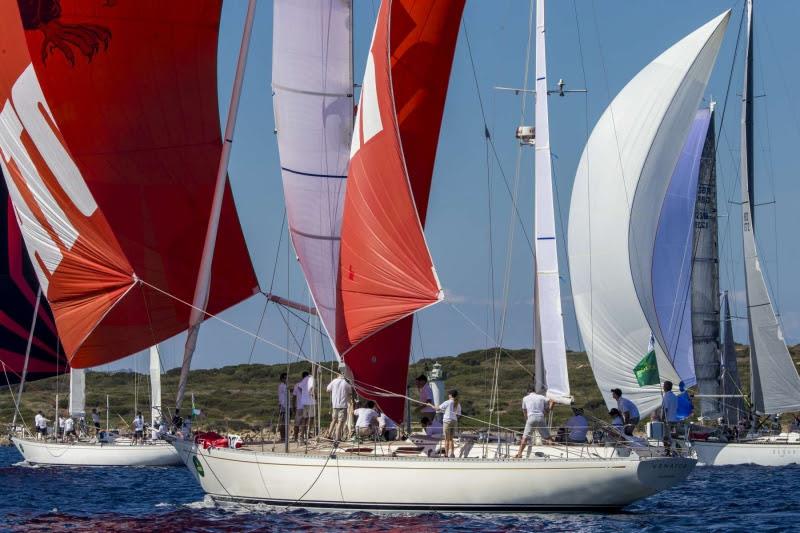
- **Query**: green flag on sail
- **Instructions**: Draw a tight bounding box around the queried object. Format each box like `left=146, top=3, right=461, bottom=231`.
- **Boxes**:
left=633, top=333, right=660, bottom=386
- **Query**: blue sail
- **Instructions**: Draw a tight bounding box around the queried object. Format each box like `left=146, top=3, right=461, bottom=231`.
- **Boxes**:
left=652, top=109, right=713, bottom=387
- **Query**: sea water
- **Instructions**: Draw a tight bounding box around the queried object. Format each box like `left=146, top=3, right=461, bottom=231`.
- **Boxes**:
left=1, top=445, right=797, bottom=532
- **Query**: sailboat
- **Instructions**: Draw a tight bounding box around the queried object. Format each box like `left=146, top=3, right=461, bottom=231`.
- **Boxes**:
left=689, top=0, right=800, bottom=467
left=164, top=1, right=741, bottom=511
left=11, top=346, right=181, bottom=467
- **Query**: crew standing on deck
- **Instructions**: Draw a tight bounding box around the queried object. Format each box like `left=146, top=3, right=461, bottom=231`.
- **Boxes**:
left=91, top=407, right=101, bottom=436
left=277, top=373, right=288, bottom=443
left=661, top=381, right=679, bottom=455
left=34, top=410, right=48, bottom=440
left=298, top=370, right=316, bottom=441
left=515, top=386, right=552, bottom=458
left=326, top=366, right=352, bottom=441
left=415, top=375, right=436, bottom=423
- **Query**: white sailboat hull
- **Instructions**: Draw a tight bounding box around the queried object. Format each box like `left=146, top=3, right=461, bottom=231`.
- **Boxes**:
left=11, top=437, right=182, bottom=467
left=693, top=435, right=800, bottom=466
left=173, top=440, right=695, bottom=511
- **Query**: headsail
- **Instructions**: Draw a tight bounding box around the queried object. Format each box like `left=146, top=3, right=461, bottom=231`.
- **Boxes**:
left=337, top=0, right=463, bottom=420
left=0, top=172, right=64, bottom=384
left=533, top=0, right=570, bottom=404
left=0, top=1, right=258, bottom=367
left=568, top=12, right=729, bottom=415
left=738, top=0, right=800, bottom=414
left=272, top=0, right=353, bottom=351
left=652, top=109, right=714, bottom=388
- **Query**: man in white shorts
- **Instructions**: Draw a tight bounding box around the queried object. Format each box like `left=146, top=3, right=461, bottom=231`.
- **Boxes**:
left=515, top=386, right=552, bottom=458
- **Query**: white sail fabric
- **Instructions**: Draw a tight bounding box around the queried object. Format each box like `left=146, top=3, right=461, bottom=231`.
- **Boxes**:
left=533, top=0, right=570, bottom=405
left=69, top=368, right=85, bottom=418
left=272, top=0, right=353, bottom=354
left=149, top=345, right=162, bottom=428
left=738, top=1, right=800, bottom=414
left=568, top=12, right=729, bottom=416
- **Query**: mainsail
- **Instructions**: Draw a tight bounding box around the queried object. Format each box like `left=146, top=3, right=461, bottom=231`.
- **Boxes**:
left=533, top=0, right=570, bottom=404
left=272, top=0, right=353, bottom=349
left=337, top=0, right=463, bottom=419
left=0, top=1, right=258, bottom=368
left=568, top=12, right=729, bottom=415
left=738, top=0, right=800, bottom=414
left=652, top=109, right=714, bottom=388
left=0, top=172, right=64, bottom=384
left=691, top=107, right=722, bottom=418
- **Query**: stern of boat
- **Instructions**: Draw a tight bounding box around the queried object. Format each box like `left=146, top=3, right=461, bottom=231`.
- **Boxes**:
left=635, top=455, right=696, bottom=491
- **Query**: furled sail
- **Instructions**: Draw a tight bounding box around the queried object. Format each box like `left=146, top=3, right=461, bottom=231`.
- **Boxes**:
left=738, top=0, right=800, bottom=414
left=691, top=107, right=722, bottom=419
left=533, top=0, right=570, bottom=404
left=0, top=1, right=258, bottom=367
left=568, top=12, right=729, bottom=415
left=149, top=345, right=161, bottom=429
left=68, top=368, right=85, bottom=418
left=0, top=171, right=65, bottom=384
left=272, top=0, right=353, bottom=348
left=652, top=109, right=713, bottom=388
left=337, top=0, right=463, bottom=419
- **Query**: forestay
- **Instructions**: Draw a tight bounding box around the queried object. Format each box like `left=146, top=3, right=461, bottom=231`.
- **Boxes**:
left=337, top=0, right=463, bottom=420
left=0, top=1, right=258, bottom=367
left=652, top=109, right=713, bottom=388
left=272, top=0, right=353, bottom=349
left=568, top=12, right=729, bottom=415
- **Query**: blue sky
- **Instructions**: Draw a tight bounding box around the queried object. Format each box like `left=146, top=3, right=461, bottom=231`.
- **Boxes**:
left=107, top=1, right=800, bottom=373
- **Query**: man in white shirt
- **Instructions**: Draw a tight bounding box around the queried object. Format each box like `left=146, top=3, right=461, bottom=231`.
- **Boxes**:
left=58, top=415, right=66, bottom=439
left=326, top=367, right=352, bottom=441
left=611, top=388, right=640, bottom=436
left=354, top=400, right=379, bottom=439
left=277, top=372, right=288, bottom=443
left=64, top=416, right=76, bottom=442
left=377, top=410, right=398, bottom=441
left=133, top=411, right=145, bottom=444
left=34, top=411, right=48, bottom=440
left=298, top=371, right=316, bottom=440
left=661, top=381, right=679, bottom=455
left=515, top=386, right=552, bottom=458
left=415, top=375, right=436, bottom=422
left=292, top=375, right=304, bottom=442
left=562, top=407, right=589, bottom=443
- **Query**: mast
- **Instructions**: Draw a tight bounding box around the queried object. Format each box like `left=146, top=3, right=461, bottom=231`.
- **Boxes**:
left=11, top=287, right=41, bottom=427
left=720, top=291, right=744, bottom=425
left=691, top=105, right=721, bottom=419
left=533, top=0, right=570, bottom=404
left=739, top=0, right=800, bottom=414
left=176, top=0, right=257, bottom=409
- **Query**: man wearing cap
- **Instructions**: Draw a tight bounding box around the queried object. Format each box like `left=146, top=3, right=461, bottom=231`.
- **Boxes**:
left=611, top=388, right=640, bottom=435
left=326, top=365, right=353, bottom=441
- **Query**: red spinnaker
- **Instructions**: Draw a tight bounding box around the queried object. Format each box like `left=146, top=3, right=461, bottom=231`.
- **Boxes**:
left=0, top=173, right=66, bottom=385
left=0, top=1, right=258, bottom=367
left=338, top=0, right=464, bottom=420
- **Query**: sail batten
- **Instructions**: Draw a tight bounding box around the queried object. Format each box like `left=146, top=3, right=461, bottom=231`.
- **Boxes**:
left=568, top=11, right=730, bottom=416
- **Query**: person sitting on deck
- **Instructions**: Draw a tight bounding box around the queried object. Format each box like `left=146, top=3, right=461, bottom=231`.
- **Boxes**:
left=377, top=409, right=398, bottom=441
left=611, top=388, right=640, bottom=436
left=421, top=416, right=443, bottom=438
left=514, top=385, right=552, bottom=458
left=609, top=408, right=624, bottom=431
left=133, top=411, right=145, bottom=444
left=354, top=400, right=379, bottom=440
left=559, top=407, right=589, bottom=444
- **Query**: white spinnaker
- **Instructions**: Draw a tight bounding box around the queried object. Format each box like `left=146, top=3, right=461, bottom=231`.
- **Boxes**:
left=149, top=345, right=162, bottom=429
left=272, top=0, right=353, bottom=357
left=568, top=11, right=730, bottom=416
left=533, top=0, right=570, bottom=404
left=68, top=368, right=85, bottom=418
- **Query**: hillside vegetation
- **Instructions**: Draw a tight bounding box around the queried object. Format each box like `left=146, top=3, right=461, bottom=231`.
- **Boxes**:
left=3, top=346, right=798, bottom=434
